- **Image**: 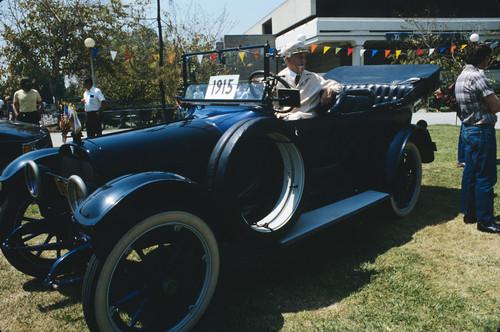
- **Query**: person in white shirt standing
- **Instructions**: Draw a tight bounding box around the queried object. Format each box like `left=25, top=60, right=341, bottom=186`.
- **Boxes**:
left=276, top=39, right=343, bottom=121
left=81, top=76, right=107, bottom=137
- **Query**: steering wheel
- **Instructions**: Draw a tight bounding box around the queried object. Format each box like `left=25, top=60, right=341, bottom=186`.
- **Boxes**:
left=248, top=70, right=294, bottom=113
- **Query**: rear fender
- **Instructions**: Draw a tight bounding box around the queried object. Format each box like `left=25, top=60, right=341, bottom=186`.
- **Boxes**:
left=386, top=124, right=435, bottom=186
left=73, top=172, right=227, bottom=239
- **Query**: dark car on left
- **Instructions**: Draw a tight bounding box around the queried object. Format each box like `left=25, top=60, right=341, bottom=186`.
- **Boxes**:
left=0, top=119, right=53, bottom=171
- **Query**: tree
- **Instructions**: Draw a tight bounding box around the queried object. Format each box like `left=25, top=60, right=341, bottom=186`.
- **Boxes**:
left=0, top=0, right=148, bottom=103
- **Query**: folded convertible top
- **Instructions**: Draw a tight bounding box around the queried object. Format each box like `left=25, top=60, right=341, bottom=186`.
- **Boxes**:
left=323, top=64, right=440, bottom=86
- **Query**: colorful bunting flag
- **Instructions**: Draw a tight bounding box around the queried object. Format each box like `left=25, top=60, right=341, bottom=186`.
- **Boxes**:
left=417, top=49, right=423, bottom=56
left=347, top=48, right=353, bottom=56
left=92, top=48, right=99, bottom=59
left=210, top=53, right=217, bottom=64
left=335, top=47, right=341, bottom=54
left=239, top=52, right=245, bottom=63
left=125, top=52, right=132, bottom=60
left=395, top=50, right=401, bottom=59
left=311, top=45, right=317, bottom=53
left=253, top=51, right=259, bottom=60
left=372, top=50, right=378, bottom=57
left=384, top=50, right=390, bottom=57
left=110, top=51, right=117, bottom=61
left=323, top=46, right=331, bottom=54
left=450, top=46, right=457, bottom=53
left=196, top=54, right=203, bottom=64
left=168, top=54, right=174, bottom=64
left=429, top=48, right=435, bottom=55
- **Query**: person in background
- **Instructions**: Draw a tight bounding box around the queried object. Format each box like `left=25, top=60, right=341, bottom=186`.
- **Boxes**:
left=0, top=97, right=5, bottom=118
left=193, top=85, right=205, bottom=99
left=13, top=77, right=44, bottom=125
left=276, top=39, right=343, bottom=121
left=81, top=76, right=107, bottom=137
left=5, top=96, right=15, bottom=120
left=456, top=44, right=500, bottom=234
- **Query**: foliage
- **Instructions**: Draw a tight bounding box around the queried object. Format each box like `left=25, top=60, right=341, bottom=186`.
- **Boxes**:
left=0, top=0, right=148, bottom=103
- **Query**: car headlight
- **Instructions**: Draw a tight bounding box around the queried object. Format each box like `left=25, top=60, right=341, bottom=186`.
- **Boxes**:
left=67, top=175, right=88, bottom=213
left=25, top=160, right=41, bottom=199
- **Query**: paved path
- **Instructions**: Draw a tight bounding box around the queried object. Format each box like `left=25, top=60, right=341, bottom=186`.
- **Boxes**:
left=49, top=111, right=498, bottom=147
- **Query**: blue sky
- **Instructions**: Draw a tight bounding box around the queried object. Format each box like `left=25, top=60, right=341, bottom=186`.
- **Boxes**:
left=152, top=0, right=286, bottom=35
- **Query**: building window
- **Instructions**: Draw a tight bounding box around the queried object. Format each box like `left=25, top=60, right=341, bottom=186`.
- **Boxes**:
left=262, top=19, right=272, bottom=34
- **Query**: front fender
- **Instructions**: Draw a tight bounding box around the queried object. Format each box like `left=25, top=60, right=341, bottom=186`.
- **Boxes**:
left=0, top=148, right=59, bottom=201
left=386, top=124, right=436, bottom=185
left=73, top=172, right=216, bottom=228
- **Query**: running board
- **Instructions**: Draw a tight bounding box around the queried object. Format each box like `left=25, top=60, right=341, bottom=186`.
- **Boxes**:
left=280, top=190, right=391, bottom=246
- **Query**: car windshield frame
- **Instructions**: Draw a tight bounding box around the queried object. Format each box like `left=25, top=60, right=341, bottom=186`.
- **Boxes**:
left=181, top=44, right=277, bottom=106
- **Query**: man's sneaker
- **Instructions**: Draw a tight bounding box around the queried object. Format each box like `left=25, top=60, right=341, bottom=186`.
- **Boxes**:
left=477, top=222, right=500, bottom=234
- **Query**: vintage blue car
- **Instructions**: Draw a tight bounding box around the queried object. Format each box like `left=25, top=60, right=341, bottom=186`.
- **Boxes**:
left=0, top=44, right=438, bottom=331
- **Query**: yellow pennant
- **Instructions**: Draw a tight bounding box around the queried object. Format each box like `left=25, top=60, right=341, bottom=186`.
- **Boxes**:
left=323, top=46, right=331, bottom=54
left=395, top=50, right=401, bottom=59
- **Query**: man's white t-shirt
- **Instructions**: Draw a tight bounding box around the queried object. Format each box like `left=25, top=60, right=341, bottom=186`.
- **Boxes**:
left=83, top=86, right=105, bottom=112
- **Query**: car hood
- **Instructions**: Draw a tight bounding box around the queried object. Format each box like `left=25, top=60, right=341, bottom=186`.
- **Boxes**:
left=0, top=119, right=49, bottom=142
left=60, top=111, right=261, bottom=184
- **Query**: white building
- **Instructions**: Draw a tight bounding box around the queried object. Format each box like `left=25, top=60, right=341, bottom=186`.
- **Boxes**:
left=227, top=0, right=500, bottom=73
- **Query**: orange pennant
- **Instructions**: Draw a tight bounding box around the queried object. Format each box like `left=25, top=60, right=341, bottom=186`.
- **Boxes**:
left=384, top=50, right=390, bottom=57
left=311, top=45, right=317, bottom=53
left=168, top=54, right=174, bottom=64
left=450, top=46, right=457, bottom=53
left=253, top=50, right=259, bottom=60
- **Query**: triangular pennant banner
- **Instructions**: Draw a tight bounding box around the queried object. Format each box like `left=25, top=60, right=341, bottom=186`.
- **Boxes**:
left=450, top=46, right=457, bottom=53
left=395, top=50, right=401, bottom=59
left=417, top=49, right=423, bottom=56
left=429, top=48, right=435, bottom=55
left=360, top=49, right=366, bottom=56
left=92, top=48, right=99, bottom=59
left=439, top=47, right=446, bottom=53
left=323, top=46, right=330, bottom=54
left=154, top=54, right=159, bottom=61
left=491, top=42, right=498, bottom=47
left=372, top=50, right=378, bottom=57
left=311, top=45, right=317, bottom=53
left=210, top=53, right=217, bottom=64
left=347, top=48, right=353, bottom=56
left=460, top=44, right=467, bottom=49
left=253, top=50, right=259, bottom=60
left=407, top=49, right=413, bottom=56
left=384, top=50, right=390, bottom=57
left=335, top=47, right=341, bottom=54
left=110, top=51, right=117, bottom=61
left=197, top=54, right=203, bottom=64
left=239, top=52, right=245, bottom=63
left=168, top=54, right=174, bottom=64
left=125, top=52, right=132, bottom=60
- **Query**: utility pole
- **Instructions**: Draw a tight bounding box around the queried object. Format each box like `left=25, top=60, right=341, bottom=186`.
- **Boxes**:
left=157, top=0, right=167, bottom=121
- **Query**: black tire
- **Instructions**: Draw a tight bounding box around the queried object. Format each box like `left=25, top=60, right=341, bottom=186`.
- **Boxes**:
left=82, top=211, right=220, bottom=332
left=388, top=141, right=422, bottom=217
left=207, top=117, right=306, bottom=243
left=248, top=70, right=293, bottom=113
left=0, top=191, right=70, bottom=277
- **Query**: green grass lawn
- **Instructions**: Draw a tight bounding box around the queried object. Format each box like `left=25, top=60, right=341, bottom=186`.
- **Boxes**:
left=1, top=124, right=499, bottom=331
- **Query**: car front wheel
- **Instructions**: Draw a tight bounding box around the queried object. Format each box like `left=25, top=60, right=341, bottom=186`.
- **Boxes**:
left=82, top=211, right=220, bottom=332
left=388, top=141, right=422, bottom=217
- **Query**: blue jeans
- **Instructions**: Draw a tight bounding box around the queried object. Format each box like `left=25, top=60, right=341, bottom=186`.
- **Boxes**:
left=458, top=124, right=465, bottom=163
left=460, top=125, right=497, bottom=224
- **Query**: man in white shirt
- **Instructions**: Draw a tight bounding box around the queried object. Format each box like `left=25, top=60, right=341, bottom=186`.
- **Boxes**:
left=81, top=76, right=107, bottom=137
left=276, top=40, right=343, bottom=121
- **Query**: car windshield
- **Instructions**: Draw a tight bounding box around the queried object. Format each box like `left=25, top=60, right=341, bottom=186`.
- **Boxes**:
left=182, top=45, right=272, bottom=104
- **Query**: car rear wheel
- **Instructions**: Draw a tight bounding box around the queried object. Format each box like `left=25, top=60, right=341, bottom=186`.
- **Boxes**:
left=388, top=141, right=422, bottom=217
left=82, top=211, right=219, bottom=332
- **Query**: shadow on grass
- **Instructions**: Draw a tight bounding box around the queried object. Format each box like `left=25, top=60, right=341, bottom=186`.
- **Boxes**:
left=16, top=185, right=461, bottom=331
left=195, top=185, right=461, bottom=331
